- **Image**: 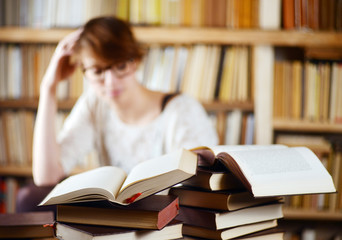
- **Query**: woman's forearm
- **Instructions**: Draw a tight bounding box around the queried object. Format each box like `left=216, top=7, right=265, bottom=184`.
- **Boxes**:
left=32, top=81, right=65, bottom=186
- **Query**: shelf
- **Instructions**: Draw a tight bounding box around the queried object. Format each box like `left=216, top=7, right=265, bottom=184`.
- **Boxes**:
left=273, top=119, right=342, bottom=134
left=1, top=27, right=342, bottom=47
left=283, top=208, right=342, bottom=221
left=0, top=99, right=253, bottom=112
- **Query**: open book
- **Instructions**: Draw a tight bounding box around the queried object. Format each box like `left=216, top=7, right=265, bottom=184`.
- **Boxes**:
left=40, top=148, right=197, bottom=206
left=191, top=145, right=336, bottom=197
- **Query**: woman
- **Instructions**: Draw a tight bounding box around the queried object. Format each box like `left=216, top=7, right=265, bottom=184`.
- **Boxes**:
left=17, top=16, right=218, bottom=211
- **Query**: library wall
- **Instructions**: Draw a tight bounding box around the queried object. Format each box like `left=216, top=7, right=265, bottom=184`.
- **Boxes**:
left=0, top=0, right=342, bottom=239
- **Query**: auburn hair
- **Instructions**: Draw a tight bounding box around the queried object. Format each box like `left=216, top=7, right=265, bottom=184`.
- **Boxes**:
left=74, top=16, right=144, bottom=64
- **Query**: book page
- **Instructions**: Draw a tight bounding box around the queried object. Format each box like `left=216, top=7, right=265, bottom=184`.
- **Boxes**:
left=210, top=144, right=287, bottom=156
left=40, top=166, right=127, bottom=205
left=120, top=149, right=186, bottom=192
left=227, top=147, right=336, bottom=196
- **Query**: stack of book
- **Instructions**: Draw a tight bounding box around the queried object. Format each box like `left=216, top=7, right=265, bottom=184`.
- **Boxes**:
left=38, top=148, right=198, bottom=239
left=169, top=144, right=337, bottom=239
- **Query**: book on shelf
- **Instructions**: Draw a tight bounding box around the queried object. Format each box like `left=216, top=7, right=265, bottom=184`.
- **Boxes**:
left=0, top=211, right=54, bottom=239
left=181, top=167, right=244, bottom=191
left=56, top=195, right=179, bottom=229
left=176, top=202, right=283, bottom=230
left=191, top=144, right=336, bottom=197
left=169, top=186, right=282, bottom=211
left=55, top=220, right=182, bottom=240
left=182, top=219, right=278, bottom=240
left=39, top=148, right=197, bottom=206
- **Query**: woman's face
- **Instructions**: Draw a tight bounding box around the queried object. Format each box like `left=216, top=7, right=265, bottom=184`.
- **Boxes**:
left=80, top=49, right=137, bottom=102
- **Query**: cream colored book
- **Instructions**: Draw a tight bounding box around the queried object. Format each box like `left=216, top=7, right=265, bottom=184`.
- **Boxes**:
left=40, top=148, right=197, bottom=206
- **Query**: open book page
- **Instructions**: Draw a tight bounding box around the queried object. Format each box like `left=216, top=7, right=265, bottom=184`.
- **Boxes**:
left=120, top=149, right=196, bottom=193
left=40, top=166, right=127, bottom=205
left=226, top=147, right=336, bottom=197
left=209, top=144, right=288, bottom=156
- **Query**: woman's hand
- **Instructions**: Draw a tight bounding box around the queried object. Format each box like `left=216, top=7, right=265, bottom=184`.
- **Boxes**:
left=41, top=29, right=83, bottom=94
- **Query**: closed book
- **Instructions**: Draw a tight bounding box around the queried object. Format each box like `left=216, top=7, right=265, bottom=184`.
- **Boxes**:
left=181, top=168, right=244, bottom=191
left=169, top=186, right=282, bottom=211
left=176, top=203, right=283, bottom=230
left=0, top=211, right=54, bottom=238
left=57, top=195, right=179, bottom=230
left=182, top=219, right=278, bottom=239
left=55, top=220, right=183, bottom=240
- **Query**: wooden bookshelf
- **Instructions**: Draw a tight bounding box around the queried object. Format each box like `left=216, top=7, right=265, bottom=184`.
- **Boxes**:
left=273, top=119, right=342, bottom=134
left=1, top=27, right=342, bottom=47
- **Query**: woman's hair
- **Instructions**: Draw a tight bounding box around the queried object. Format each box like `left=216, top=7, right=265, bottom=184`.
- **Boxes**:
left=74, top=16, right=144, bottom=64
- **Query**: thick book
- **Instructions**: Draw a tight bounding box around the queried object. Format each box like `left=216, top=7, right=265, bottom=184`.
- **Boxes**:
left=0, top=211, right=54, bottom=238
left=57, top=195, right=179, bottom=229
left=191, top=145, right=336, bottom=197
left=40, top=148, right=197, bottom=205
left=181, top=167, right=244, bottom=191
left=55, top=220, right=183, bottom=240
left=169, top=186, right=282, bottom=211
left=176, top=203, right=283, bottom=230
left=182, top=219, right=277, bottom=240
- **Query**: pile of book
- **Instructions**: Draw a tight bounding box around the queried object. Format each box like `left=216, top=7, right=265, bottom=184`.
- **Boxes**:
left=168, top=144, right=337, bottom=239
left=169, top=169, right=284, bottom=239
left=39, top=148, right=198, bottom=239
left=54, top=194, right=183, bottom=239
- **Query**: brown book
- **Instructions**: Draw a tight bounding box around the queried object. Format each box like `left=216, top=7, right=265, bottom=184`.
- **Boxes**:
left=169, top=186, right=282, bottom=211
left=0, top=211, right=54, bottom=239
left=191, top=145, right=336, bottom=197
left=307, top=0, right=319, bottom=30
left=176, top=203, right=283, bottom=230
left=182, top=219, right=278, bottom=239
left=283, top=0, right=295, bottom=29
left=40, top=149, right=197, bottom=206
left=55, top=220, right=183, bottom=240
left=181, top=168, right=244, bottom=191
left=57, top=195, right=179, bottom=230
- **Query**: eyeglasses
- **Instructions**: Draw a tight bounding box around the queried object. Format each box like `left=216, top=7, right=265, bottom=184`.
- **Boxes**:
left=82, top=60, right=134, bottom=83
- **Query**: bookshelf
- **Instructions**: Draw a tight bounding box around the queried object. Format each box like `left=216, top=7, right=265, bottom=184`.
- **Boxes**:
left=1, top=1, right=342, bottom=238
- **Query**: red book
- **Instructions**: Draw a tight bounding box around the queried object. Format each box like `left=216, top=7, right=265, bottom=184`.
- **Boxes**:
left=57, top=194, right=179, bottom=230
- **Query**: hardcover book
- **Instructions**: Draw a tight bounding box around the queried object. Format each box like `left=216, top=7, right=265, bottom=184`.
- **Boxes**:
left=56, top=195, right=179, bottom=229
left=55, top=220, right=183, bottom=240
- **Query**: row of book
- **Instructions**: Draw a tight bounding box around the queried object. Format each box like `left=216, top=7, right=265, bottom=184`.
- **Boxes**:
left=0, top=44, right=83, bottom=101
left=1, top=0, right=341, bottom=31
left=0, top=43, right=252, bottom=104
left=283, top=0, right=342, bottom=31
left=275, top=134, right=342, bottom=212
left=273, top=60, right=342, bottom=124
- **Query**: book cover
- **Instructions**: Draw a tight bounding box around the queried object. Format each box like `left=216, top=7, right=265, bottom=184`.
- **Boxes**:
left=39, top=148, right=197, bottom=206
left=57, top=195, right=179, bottom=229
